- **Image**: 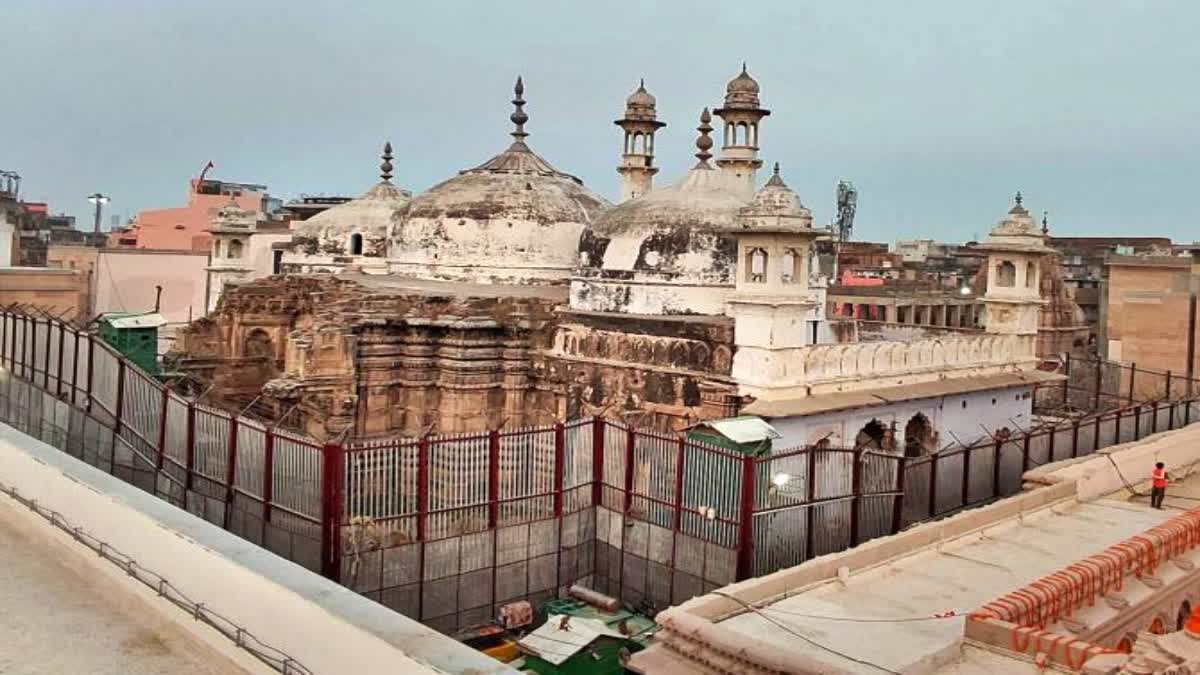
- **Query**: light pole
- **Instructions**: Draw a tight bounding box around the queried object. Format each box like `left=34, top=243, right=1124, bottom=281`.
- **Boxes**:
left=87, top=193, right=110, bottom=236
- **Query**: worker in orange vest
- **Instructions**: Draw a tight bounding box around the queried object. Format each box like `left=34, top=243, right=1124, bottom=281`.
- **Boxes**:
left=1151, top=462, right=1169, bottom=509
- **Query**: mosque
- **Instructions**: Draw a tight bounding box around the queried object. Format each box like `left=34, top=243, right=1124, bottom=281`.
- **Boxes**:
left=174, top=68, right=1060, bottom=452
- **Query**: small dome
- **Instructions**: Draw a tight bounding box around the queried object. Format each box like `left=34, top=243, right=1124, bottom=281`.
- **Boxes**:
left=991, top=192, right=1040, bottom=237
left=739, top=163, right=812, bottom=224
left=627, top=80, right=656, bottom=108
left=294, top=180, right=409, bottom=256
left=723, top=64, right=762, bottom=108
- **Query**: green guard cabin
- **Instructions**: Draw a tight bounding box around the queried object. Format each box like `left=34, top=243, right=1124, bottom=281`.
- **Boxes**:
left=96, top=312, right=166, bottom=375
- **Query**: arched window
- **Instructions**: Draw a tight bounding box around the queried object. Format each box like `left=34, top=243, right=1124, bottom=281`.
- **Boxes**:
left=243, top=328, right=273, bottom=360
left=746, top=247, right=767, bottom=283
left=350, top=232, right=364, bottom=255
left=996, top=260, right=1016, bottom=287
left=1025, top=261, right=1036, bottom=288
left=781, top=248, right=796, bottom=283
left=736, top=122, right=749, bottom=146
left=855, top=420, right=888, bottom=452
left=227, top=239, right=243, bottom=259
left=904, top=413, right=934, bottom=458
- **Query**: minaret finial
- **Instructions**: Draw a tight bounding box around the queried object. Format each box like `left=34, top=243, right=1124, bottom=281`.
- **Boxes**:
left=694, top=108, right=714, bottom=168
left=639, top=77, right=645, bottom=89
left=1042, top=210, right=1049, bottom=235
left=742, top=61, right=748, bottom=74
left=1014, top=190, right=1023, bottom=206
left=380, top=141, right=393, bottom=182
left=773, top=162, right=780, bottom=176
left=510, top=76, right=529, bottom=143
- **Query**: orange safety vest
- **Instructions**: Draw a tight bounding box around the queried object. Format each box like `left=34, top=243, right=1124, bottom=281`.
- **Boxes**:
left=1152, top=467, right=1168, bottom=488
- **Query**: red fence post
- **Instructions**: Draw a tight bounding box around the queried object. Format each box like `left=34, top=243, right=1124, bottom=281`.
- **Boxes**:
left=622, top=427, right=635, bottom=515
left=222, top=417, right=239, bottom=530
left=672, top=437, right=686, bottom=534
left=416, top=436, right=430, bottom=542
left=805, top=448, right=818, bottom=559
left=184, top=402, right=196, bottom=494
left=891, top=455, right=907, bottom=535
left=735, top=453, right=756, bottom=581
left=960, top=445, right=972, bottom=507
left=553, top=423, right=565, bottom=518
left=487, top=429, right=500, bottom=528
left=261, top=429, right=275, bottom=528
left=55, top=322, right=65, bottom=398
left=155, top=388, right=169, bottom=474
left=849, top=449, right=863, bottom=546
left=591, top=418, right=604, bottom=509
left=320, top=441, right=345, bottom=583
left=992, top=440, right=1002, bottom=497
left=928, top=452, right=940, bottom=517
left=113, top=358, right=126, bottom=435
left=85, top=335, right=95, bottom=413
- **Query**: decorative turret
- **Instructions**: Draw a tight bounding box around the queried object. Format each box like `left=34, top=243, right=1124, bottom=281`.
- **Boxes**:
left=614, top=80, right=666, bottom=202
left=713, top=64, right=771, bottom=195
left=973, top=192, right=1055, bottom=349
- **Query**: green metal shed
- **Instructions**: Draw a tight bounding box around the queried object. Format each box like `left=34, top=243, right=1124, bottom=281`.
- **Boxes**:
left=96, top=312, right=166, bottom=375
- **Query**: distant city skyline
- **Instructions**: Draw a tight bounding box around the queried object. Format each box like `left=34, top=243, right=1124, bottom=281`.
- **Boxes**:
left=4, top=0, right=1198, bottom=244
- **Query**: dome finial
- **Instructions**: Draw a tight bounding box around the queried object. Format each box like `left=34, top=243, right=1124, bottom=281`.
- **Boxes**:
left=1015, top=190, right=1023, bottom=206
left=380, top=141, right=394, bottom=182
left=510, top=76, right=529, bottom=142
left=694, top=108, right=714, bottom=168
left=639, top=77, right=645, bottom=89
left=765, top=161, right=787, bottom=187
left=1042, top=210, right=1049, bottom=235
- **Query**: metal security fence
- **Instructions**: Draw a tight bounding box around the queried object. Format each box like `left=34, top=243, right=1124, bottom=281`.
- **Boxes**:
left=4, top=306, right=1200, bottom=633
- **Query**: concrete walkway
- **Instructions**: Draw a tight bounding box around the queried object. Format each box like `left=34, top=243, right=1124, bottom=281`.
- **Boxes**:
left=0, top=493, right=250, bottom=675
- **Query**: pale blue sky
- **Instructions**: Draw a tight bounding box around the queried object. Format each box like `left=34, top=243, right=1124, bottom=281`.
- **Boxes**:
left=5, top=0, right=1198, bottom=243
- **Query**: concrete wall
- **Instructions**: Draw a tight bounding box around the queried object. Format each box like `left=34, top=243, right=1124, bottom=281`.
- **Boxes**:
left=1104, top=259, right=1198, bottom=378
left=769, top=384, right=1035, bottom=450
left=0, top=423, right=516, bottom=675
left=94, top=248, right=209, bottom=352
left=0, top=267, right=89, bottom=319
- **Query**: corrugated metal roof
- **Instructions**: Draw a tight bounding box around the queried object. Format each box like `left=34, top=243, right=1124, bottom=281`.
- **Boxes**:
left=103, top=313, right=167, bottom=329
left=698, top=416, right=781, bottom=444
left=742, top=370, right=1064, bottom=418
left=518, top=614, right=625, bottom=666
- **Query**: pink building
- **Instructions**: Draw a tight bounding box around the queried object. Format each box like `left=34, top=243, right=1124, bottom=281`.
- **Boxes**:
left=111, top=178, right=270, bottom=251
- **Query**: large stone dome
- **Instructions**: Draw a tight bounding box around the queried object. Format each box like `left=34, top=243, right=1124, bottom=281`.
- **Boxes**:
left=388, top=79, right=610, bottom=285
left=573, top=166, right=748, bottom=315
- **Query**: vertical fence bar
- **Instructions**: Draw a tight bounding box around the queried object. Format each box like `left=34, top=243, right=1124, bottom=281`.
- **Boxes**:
left=85, top=336, right=95, bottom=413
left=928, top=452, right=939, bottom=516
left=1093, top=359, right=1103, bottom=411
left=71, top=329, right=80, bottom=404
left=42, top=318, right=52, bottom=390
left=672, top=437, right=686, bottom=533
left=487, top=429, right=500, bottom=528
left=261, top=429, right=274, bottom=526
left=623, top=427, right=635, bottom=514
left=1167, top=370, right=1174, bottom=402
left=320, top=442, right=345, bottom=583
left=992, top=440, right=1002, bottom=497
left=55, top=322, right=65, bottom=397
left=416, top=436, right=430, bottom=542
left=1115, top=408, right=1122, bottom=443
left=849, top=449, right=863, bottom=546
left=591, top=418, right=604, bottom=508
left=1062, top=354, right=1071, bottom=407
left=155, top=388, right=169, bottom=473
left=553, top=422, right=565, bottom=518
left=1129, top=363, right=1137, bottom=405
left=1135, top=405, right=1141, bottom=439
left=736, top=453, right=756, bottom=581
left=113, top=358, right=126, bottom=435
left=222, top=417, right=239, bottom=530
left=1022, top=432, right=1032, bottom=472
left=960, top=445, right=972, bottom=507
left=806, top=448, right=817, bottom=559
left=891, top=455, right=907, bottom=535
left=1071, top=422, right=1080, bottom=458
left=184, top=402, right=196, bottom=493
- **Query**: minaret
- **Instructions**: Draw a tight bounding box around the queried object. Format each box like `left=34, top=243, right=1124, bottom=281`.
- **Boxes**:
left=713, top=64, right=770, bottom=195
left=614, top=80, right=666, bottom=202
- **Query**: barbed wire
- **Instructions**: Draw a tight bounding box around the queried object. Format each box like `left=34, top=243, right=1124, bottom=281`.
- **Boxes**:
left=0, top=480, right=313, bottom=675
